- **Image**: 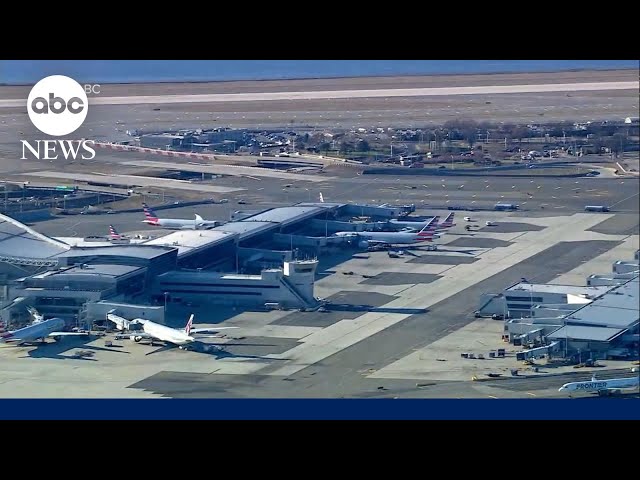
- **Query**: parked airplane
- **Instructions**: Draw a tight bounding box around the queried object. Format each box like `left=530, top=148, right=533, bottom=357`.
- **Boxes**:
left=390, top=212, right=456, bottom=232
left=0, top=307, right=89, bottom=345
left=114, top=314, right=238, bottom=350
left=388, top=216, right=436, bottom=230
left=558, top=374, right=640, bottom=396
left=334, top=222, right=442, bottom=249
left=142, top=204, right=220, bottom=230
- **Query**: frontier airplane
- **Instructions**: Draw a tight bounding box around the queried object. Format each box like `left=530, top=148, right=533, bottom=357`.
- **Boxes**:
left=559, top=373, right=640, bottom=396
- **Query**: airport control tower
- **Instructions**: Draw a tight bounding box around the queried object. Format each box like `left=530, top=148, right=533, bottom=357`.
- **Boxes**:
left=283, top=259, right=319, bottom=306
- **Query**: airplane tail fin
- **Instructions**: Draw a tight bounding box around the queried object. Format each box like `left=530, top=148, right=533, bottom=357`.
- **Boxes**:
left=26, top=306, right=44, bottom=323
left=195, top=214, right=204, bottom=223
left=142, top=203, right=158, bottom=221
left=319, top=192, right=324, bottom=203
left=108, top=225, right=121, bottom=239
left=440, top=212, right=455, bottom=228
left=185, top=314, right=194, bottom=335
left=420, top=217, right=439, bottom=232
left=418, top=223, right=435, bottom=234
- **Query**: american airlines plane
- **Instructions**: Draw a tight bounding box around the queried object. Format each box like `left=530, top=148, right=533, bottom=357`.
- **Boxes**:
left=114, top=314, right=238, bottom=350
left=108, top=225, right=126, bottom=240
left=390, top=212, right=456, bottom=231
left=559, top=374, right=640, bottom=396
left=334, top=221, right=442, bottom=249
left=0, top=308, right=89, bottom=345
left=142, top=204, right=220, bottom=230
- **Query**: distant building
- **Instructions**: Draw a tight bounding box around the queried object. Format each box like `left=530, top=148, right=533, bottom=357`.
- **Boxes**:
left=199, top=128, right=247, bottom=144
left=477, top=283, right=610, bottom=319
left=140, top=134, right=184, bottom=150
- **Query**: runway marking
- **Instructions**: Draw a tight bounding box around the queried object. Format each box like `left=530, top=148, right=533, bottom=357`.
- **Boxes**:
left=609, top=191, right=639, bottom=209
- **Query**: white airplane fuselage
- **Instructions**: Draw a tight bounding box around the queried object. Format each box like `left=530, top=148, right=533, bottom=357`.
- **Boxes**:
left=135, top=320, right=195, bottom=346
left=388, top=218, right=435, bottom=230
left=0, top=318, right=66, bottom=344
left=143, top=218, right=217, bottom=230
left=559, top=376, right=639, bottom=394
left=335, top=230, right=438, bottom=245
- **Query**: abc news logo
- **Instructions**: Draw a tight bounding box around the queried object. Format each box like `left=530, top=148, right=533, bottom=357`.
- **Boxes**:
left=21, top=75, right=100, bottom=161
left=30, top=93, right=85, bottom=114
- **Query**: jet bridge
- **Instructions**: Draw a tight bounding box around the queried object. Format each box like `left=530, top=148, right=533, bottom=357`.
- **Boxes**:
left=516, top=341, right=561, bottom=361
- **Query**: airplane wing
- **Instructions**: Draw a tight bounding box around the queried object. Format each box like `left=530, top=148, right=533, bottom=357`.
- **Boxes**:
left=48, top=331, right=90, bottom=337
left=1, top=337, right=24, bottom=343
left=365, top=240, right=390, bottom=246
left=190, top=327, right=238, bottom=334
left=113, top=331, right=154, bottom=340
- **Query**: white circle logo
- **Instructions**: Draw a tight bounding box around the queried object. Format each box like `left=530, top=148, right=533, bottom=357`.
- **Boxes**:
left=27, top=75, right=88, bottom=137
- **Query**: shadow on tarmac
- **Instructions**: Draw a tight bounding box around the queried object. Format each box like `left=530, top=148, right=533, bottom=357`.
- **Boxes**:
left=17, top=335, right=131, bottom=361
left=325, top=303, right=427, bottom=315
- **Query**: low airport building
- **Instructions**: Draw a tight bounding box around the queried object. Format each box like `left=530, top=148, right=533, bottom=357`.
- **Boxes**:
left=476, top=282, right=610, bottom=319
left=151, top=259, right=319, bottom=310
left=544, top=275, right=639, bottom=361
left=587, top=271, right=638, bottom=286
left=612, top=260, right=639, bottom=275
left=482, top=253, right=639, bottom=362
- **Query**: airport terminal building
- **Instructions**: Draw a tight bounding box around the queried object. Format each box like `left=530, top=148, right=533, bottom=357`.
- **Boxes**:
left=0, top=201, right=412, bottom=328
left=477, top=257, right=639, bottom=362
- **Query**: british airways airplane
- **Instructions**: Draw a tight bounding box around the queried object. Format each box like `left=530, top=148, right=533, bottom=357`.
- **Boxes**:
left=113, top=313, right=238, bottom=350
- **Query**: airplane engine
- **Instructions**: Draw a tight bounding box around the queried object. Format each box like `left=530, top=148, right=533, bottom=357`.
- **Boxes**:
left=358, top=240, right=369, bottom=249
left=133, top=336, right=143, bottom=343
left=52, top=336, right=62, bottom=342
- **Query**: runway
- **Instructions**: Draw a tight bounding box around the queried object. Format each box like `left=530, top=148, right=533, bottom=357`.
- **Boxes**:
left=1, top=81, right=638, bottom=108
